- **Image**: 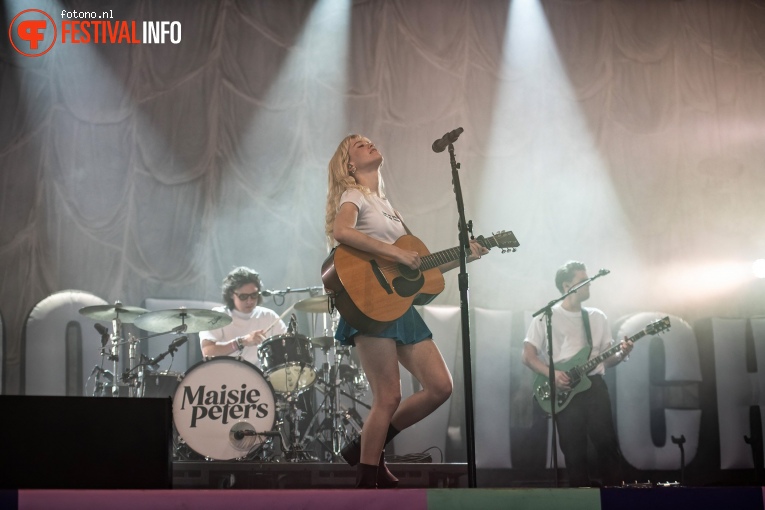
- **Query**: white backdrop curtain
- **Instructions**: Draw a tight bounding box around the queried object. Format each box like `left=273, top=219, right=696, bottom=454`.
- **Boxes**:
left=1, top=0, right=764, bottom=399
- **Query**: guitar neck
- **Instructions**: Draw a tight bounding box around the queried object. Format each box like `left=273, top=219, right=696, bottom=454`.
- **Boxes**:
left=420, top=237, right=498, bottom=271
left=573, top=329, right=648, bottom=375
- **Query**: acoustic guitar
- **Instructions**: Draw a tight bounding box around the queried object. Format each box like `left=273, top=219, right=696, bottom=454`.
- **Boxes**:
left=321, top=231, right=519, bottom=333
left=532, top=316, right=671, bottom=414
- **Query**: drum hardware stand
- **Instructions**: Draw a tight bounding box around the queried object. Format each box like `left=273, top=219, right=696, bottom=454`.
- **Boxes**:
left=120, top=326, right=188, bottom=397
left=126, top=332, right=141, bottom=397
left=109, top=315, right=123, bottom=397
left=89, top=324, right=114, bottom=397
left=105, top=302, right=137, bottom=397
left=79, top=301, right=154, bottom=397
left=275, top=316, right=318, bottom=462
left=275, top=391, right=317, bottom=462
left=300, top=345, right=366, bottom=461
left=88, top=365, right=114, bottom=397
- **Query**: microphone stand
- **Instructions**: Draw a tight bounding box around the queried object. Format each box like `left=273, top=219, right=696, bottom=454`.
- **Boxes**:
left=265, top=286, right=324, bottom=296
left=531, top=269, right=609, bottom=487
left=264, top=286, right=324, bottom=306
left=446, top=142, right=477, bottom=488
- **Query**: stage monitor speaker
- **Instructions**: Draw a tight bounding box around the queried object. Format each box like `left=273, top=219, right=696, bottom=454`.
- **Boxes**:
left=0, top=395, right=172, bottom=489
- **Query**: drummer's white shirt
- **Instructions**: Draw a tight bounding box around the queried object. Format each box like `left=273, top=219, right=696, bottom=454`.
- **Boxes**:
left=198, top=306, right=287, bottom=368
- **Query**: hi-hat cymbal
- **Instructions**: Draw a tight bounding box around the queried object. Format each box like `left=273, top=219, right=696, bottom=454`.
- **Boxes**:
left=79, top=304, right=149, bottom=323
left=310, top=336, right=335, bottom=349
left=294, top=295, right=331, bottom=314
left=134, top=308, right=232, bottom=334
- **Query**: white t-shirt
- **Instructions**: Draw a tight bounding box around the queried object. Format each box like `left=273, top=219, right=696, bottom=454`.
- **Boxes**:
left=198, top=306, right=287, bottom=368
left=339, top=188, right=407, bottom=244
left=523, top=304, right=613, bottom=376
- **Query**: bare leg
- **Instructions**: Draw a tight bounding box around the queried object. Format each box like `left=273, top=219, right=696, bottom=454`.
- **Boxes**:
left=390, top=339, right=453, bottom=431
left=353, top=335, right=402, bottom=466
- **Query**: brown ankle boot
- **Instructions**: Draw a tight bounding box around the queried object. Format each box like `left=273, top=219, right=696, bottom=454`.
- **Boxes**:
left=355, top=463, right=378, bottom=488
left=377, top=451, right=398, bottom=489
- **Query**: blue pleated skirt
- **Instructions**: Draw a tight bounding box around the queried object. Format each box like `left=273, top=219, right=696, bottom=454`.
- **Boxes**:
left=334, top=306, right=433, bottom=346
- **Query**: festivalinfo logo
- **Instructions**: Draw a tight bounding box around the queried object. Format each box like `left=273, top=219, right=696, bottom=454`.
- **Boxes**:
left=8, top=8, right=182, bottom=57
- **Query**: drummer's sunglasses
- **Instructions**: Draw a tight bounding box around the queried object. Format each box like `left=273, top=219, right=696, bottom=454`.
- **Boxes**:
left=234, top=292, right=260, bottom=301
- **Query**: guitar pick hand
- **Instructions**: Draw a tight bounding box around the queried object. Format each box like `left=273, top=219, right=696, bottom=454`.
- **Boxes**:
left=555, top=370, right=572, bottom=391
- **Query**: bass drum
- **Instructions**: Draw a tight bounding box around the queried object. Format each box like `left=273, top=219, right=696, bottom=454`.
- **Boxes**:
left=173, top=357, right=276, bottom=461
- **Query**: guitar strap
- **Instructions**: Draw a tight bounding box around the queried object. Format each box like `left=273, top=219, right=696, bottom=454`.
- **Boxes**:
left=581, top=308, right=593, bottom=349
left=394, top=211, right=413, bottom=236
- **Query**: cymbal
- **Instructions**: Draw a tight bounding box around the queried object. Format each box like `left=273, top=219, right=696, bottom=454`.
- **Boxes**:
left=294, top=295, right=331, bottom=314
left=79, top=304, right=149, bottom=323
left=134, top=308, right=232, bottom=334
left=310, top=336, right=335, bottom=349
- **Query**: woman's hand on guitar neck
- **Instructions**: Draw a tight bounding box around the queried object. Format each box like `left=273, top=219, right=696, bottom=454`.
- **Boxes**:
left=466, top=239, right=489, bottom=263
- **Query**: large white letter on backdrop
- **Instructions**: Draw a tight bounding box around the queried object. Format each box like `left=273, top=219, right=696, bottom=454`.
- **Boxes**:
left=474, top=307, right=514, bottom=468
left=712, top=317, right=765, bottom=469
left=616, top=312, right=701, bottom=470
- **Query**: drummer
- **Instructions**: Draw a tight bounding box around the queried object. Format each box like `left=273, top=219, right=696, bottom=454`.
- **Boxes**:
left=199, top=266, right=287, bottom=367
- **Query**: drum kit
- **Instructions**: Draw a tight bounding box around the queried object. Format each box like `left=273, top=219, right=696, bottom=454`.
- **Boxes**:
left=78, top=293, right=368, bottom=463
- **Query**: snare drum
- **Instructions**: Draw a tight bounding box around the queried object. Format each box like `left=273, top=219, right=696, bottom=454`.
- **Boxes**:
left=172, top=357, right=276, bottom=461
left=258, top=334, right=316, bottom=394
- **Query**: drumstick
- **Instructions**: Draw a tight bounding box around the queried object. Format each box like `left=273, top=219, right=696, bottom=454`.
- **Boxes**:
left=264, top=303, right=296, bottom=334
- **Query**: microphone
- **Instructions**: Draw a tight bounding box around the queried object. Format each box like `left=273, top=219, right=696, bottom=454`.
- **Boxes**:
left=233, top=429, right=279, bottom=440
left=260, top=289, right=274, bottom=297
left=140, top=353, right=154, bottom=368
left=94, top=323, right=110, bottom=347
left=233, top=429, right=253, bottom=440
left=169, top=336, right=188, bottom=350
left=149, top=336, right=188, bottom=366
left=598, top=269, right=611, bottom=276
left=288, top=314, right=298, bottom=335
left=432, top=127, right=464, bottom=153
left=171, top=324, right=187, bottom=333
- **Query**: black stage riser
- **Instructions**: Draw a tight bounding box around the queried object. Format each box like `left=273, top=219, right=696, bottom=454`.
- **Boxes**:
left=0, top=396, right=172, bottom=489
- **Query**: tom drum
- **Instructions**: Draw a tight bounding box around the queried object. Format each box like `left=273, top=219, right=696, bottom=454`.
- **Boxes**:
left=258, top=333, right=316, bottom=394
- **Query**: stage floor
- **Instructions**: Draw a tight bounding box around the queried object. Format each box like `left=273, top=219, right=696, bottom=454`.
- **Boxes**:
left=5, top=487, right=765, bottom=510
left=173, top=461, right=468, bottom=489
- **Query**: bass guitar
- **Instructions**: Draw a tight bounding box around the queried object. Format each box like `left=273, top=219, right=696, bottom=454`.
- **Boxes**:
left=321, top=231, right=519, bottom=333
left=533, top=316, right=671, bottom=414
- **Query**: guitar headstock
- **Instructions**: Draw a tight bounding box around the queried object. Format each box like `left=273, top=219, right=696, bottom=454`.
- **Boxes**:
left=477, top=230, right=520, bottom=253
left=646, top=316, right=671, bottom=335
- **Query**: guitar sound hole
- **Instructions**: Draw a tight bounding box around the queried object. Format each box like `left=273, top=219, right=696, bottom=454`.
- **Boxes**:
left=397, top=264, right=421, bottom=281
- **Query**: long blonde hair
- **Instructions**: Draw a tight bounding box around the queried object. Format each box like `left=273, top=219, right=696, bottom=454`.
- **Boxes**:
left=324, top=134, right=385, bottom=247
